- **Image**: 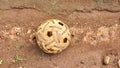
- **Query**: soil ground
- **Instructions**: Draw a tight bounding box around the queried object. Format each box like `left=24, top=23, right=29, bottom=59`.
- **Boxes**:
left=0, top=0, right=120, bottom=68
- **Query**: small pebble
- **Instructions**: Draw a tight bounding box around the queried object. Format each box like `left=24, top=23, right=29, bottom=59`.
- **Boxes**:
left=80, top=60, right=85, bottom=64
left=16, top=32, right=20, bottom=36
left=118, top=60, right=120, bottom=68
left=27, top=29, right=32, bottom=34
left=103, top=56, right=110, bottom=65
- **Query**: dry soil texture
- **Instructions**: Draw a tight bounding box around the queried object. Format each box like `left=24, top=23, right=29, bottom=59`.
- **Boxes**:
left=0, top=0, right=120, bottom=68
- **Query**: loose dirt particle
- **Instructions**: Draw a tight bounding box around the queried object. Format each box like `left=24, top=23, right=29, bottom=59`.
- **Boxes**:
left=118, top=60, right=120, bottom=68
left=27, top=29, right=32, bottom=34
left=103, top=56, right=110, bottom=65
left=16, top=32, right=20, bottom=36
left=0, top=35, right=4, bottom=39
left=10, top=27, right=22, bottom=35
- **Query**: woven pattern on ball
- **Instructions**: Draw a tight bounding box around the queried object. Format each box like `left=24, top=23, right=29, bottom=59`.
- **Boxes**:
left=36, top=19, right=71, bottom=54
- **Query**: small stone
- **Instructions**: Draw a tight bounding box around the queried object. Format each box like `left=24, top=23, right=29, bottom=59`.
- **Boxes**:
left=80, top=60, right=85, bottom=64
left=16, top=32, right=20, bottom=36
left=103, top=56, right=110, bottom=65
left=27, top=29, right=32, bottom=34
left=118, top=60, right=120, bottom=68
left=10, top=27, right=22, bottom=35
left=29, top=33, right=36, bottom=43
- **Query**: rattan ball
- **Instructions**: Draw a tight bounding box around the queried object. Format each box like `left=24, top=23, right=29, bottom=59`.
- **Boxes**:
left=36, top=19, right=71, bottom=54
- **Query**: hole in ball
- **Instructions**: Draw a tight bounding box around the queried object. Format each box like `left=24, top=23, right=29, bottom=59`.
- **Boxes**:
left=47, top=48, right=54, bottom=51
left=47, top=31, right=52, bottom=37
left=63, top=38, right=67, bottom=43
left=58, top=22, right=63, bottom=26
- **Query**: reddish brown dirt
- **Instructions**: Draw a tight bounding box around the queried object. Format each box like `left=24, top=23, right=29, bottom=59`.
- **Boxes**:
left=0, top=1, right=120, bottom=68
